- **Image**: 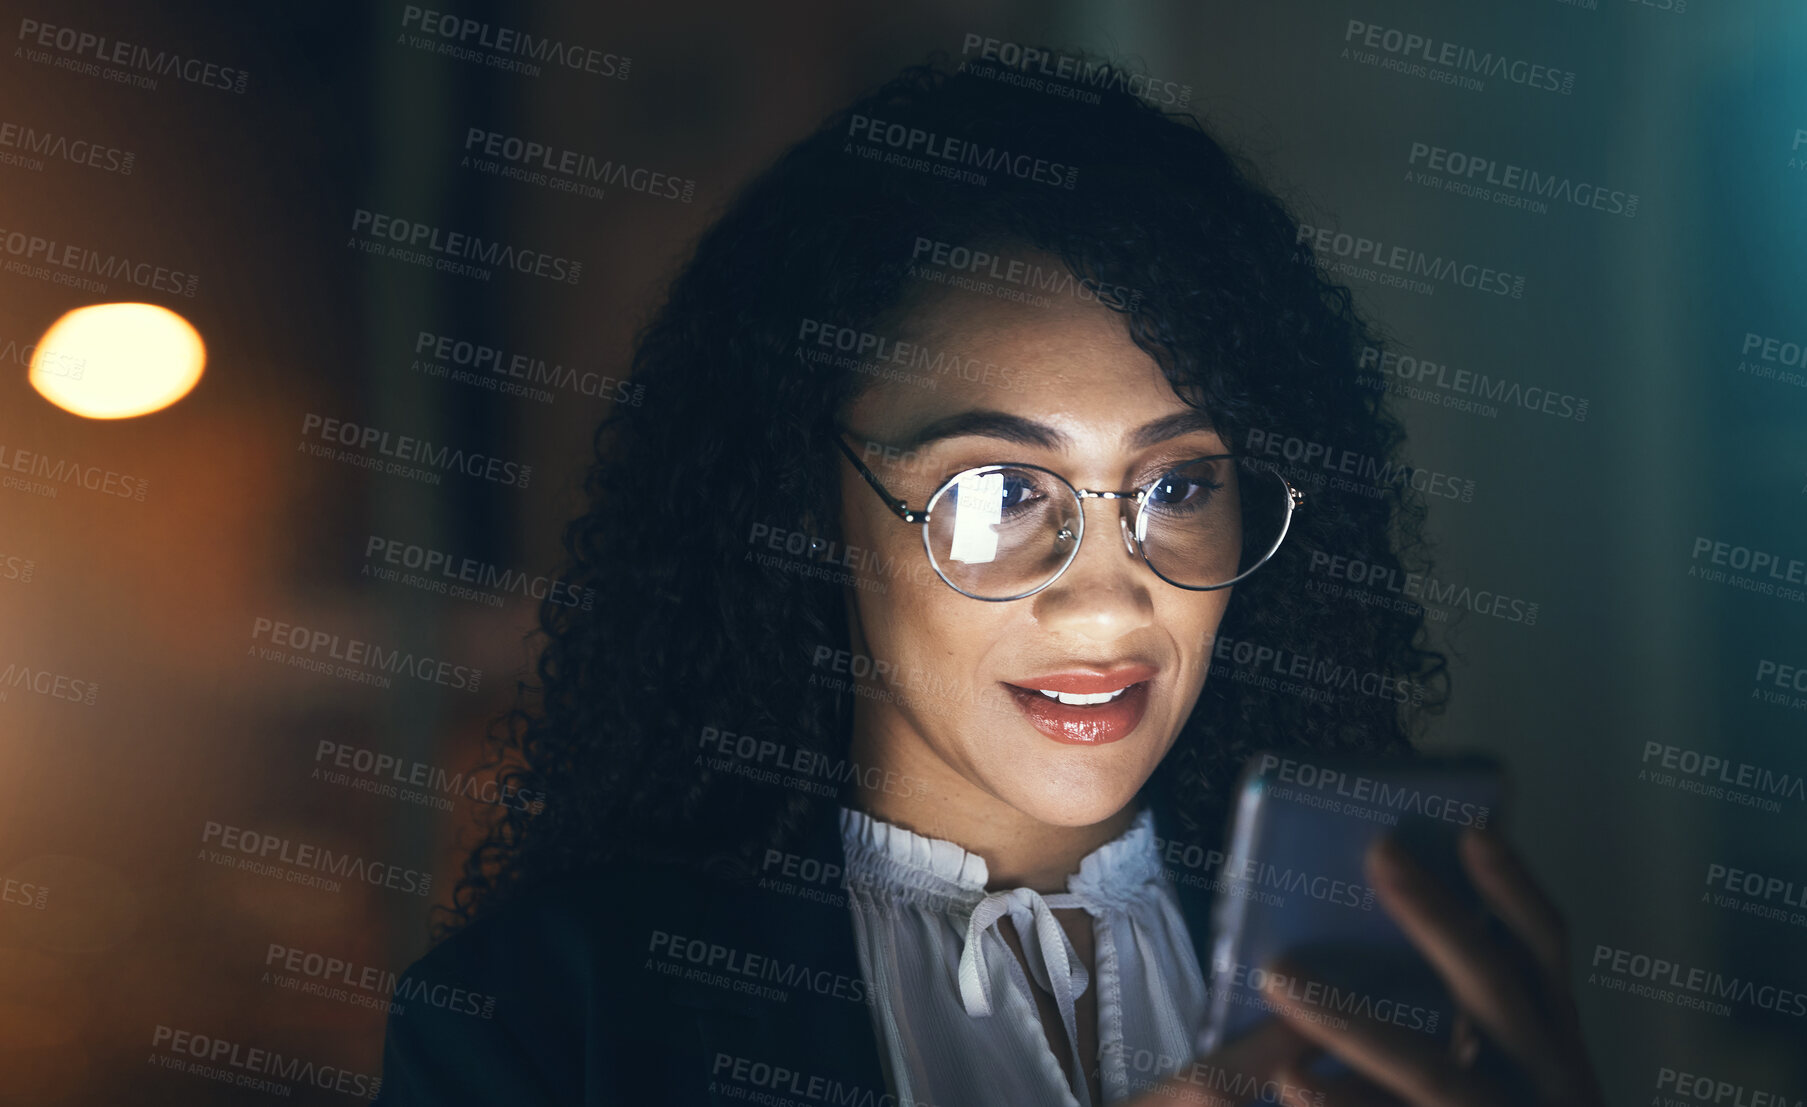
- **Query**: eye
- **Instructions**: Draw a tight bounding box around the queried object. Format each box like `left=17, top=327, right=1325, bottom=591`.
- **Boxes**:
left=1145, top=466, right=1224, bottom=513
left=998, top=471, right=1045, bottom=512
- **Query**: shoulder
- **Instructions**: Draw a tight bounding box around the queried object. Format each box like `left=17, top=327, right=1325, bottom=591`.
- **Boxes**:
left=375, top=859, right=762, bottom=1107
left=396, top=856, right=757, bottom=1004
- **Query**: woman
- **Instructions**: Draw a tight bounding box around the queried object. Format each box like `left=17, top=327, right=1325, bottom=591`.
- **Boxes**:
left=374, top=55, right=1605, bottom=1107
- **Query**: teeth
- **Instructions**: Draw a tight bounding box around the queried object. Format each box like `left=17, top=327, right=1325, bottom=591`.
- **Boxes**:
left=1036, top=687, right=1130, bottom=706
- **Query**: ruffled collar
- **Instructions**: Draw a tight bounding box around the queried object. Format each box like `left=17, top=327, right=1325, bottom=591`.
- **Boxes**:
left=836, top=803, right=1164, bottom=910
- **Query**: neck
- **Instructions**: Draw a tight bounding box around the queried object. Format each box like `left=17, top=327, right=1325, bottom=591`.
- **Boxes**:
left=842, top=712, right=1142, bottom=894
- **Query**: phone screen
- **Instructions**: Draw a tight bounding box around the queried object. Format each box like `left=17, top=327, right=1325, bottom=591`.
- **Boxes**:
left=1196, top=750, right=1507, bottom=1071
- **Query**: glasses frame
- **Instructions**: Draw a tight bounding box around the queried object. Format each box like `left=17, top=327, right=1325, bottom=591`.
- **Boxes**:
left=832, top=431, right=1306, bottom=602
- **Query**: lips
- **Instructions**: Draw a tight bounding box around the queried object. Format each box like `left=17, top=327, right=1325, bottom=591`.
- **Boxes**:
left=1002, top=664, right=1157, bottom=745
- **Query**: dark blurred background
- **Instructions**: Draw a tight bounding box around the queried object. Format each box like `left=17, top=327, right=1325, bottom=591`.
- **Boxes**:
left=2, top=1, right=1804, bottom=1103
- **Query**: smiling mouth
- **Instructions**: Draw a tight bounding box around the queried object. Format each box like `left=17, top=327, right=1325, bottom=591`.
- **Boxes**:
left=1001, top=665, right=1156, bottom=745
left=1031, top=687, right=1133, bottom=706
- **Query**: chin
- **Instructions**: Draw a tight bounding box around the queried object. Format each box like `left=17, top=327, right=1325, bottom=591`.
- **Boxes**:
left=1000, top=774, right=1149, bottom=829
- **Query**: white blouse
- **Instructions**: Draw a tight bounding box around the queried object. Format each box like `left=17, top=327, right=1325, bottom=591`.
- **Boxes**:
left=837, top=804, right=1210, bottom=1107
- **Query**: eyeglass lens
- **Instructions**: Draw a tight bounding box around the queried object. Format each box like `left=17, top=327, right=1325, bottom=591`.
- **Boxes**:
left=920, top=457, right=1291, bottom=598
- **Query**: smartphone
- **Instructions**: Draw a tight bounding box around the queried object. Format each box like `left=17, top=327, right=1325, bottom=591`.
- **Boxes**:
left=1195, top=749, right=1507, bottom=1072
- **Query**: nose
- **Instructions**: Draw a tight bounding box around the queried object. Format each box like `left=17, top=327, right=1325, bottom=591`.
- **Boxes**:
left=1029, top=496, right=1154, bottom=637
left=1051, top=498, right=1140, bottom=556
left=1118, top=512, right=1139, bottom=557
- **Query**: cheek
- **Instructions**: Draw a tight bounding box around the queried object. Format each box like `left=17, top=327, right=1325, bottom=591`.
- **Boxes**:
left=841, top=492, right=956, bottom=661
left=862, top=561, right=990, bottom=684
left=1171, top=591, right=1233, bottom=679
left=842, top=510, right=1012, bottom=709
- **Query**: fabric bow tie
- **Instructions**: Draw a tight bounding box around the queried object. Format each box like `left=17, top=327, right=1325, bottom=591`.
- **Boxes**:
left=957, top=886, right=1093, bottom=1035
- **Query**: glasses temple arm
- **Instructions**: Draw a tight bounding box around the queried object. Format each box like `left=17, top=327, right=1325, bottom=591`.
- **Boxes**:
left=832, top=433, right=924, bottom=524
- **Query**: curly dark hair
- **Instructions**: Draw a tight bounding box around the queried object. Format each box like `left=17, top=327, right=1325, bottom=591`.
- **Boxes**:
left=440, top=52, right=1450, bottom=937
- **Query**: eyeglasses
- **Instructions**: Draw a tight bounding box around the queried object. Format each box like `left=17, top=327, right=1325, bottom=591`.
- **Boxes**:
left=833, top=430, right=1305, bottom=601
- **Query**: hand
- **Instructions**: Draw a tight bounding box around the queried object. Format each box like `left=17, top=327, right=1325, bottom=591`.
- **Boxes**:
left=1118, top=1017, right=1322, bottom=1106
left=1253, top=826, right=1606, bottom=1107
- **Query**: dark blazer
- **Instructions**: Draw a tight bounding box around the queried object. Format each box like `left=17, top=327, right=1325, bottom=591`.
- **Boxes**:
left=373, top=795, right=1220, bottom=1106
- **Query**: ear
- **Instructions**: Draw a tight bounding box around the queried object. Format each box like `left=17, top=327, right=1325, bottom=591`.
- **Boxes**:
left=798, top=509, right=825, bottom=553
left=797, top=470, right=844, bottom=553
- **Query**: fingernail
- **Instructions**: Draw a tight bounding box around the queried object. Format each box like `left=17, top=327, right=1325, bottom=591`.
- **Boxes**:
left=1367, top=834, right=1412, bottom=886
left=1464, top=825, right=1509, bottom=865
left=1262, top=954, right=1305, bottom=986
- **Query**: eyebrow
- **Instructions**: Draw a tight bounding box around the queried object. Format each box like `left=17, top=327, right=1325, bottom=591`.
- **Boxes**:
left=893, top=408, right=1222, bottom=452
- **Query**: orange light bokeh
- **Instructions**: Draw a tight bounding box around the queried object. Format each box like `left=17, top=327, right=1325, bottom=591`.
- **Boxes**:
left=29, top=302, right=205, bottom=419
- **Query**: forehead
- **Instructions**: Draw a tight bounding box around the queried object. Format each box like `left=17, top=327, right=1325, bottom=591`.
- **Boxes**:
left=841, top=267, right=1198, bottom=444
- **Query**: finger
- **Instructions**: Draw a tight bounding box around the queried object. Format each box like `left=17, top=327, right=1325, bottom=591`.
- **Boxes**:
left=1122, top=1019, right=1319, bottom=1107
left=1458, top=827, right=1598, bottom=1062
left=1259, top=962, right=1514, bottom=1107
left=1448, top=1009, right=1479, bottom=1069
left=1366, top=835, right=1571, bottom=1096
left=1458, top=826, right=1569, bottom=982
left=1211, top=1014, right=1323, bottom=1074
left=1276, top=1060, right=1408, bottom=1107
